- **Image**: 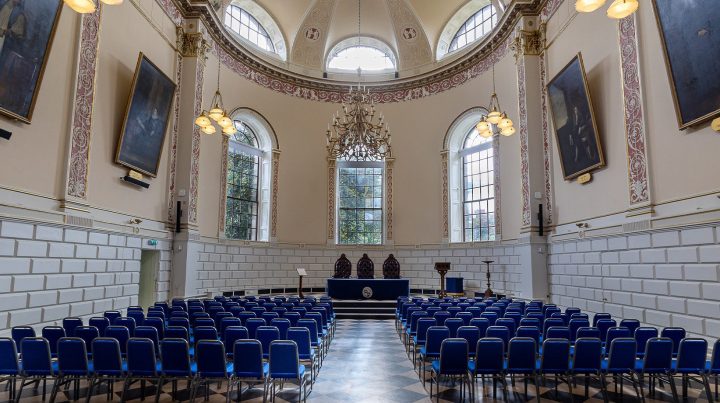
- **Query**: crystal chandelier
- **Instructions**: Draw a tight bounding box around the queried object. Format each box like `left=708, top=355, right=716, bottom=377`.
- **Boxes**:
left=194, top=59, right=237, bottom=136
left=476, top=45, right=515, bottom=138
left=326, top=86, right=392, bottom=161
left=64, top=0, right=123, bottom=13
left=575, top=0, right=639, bottom=19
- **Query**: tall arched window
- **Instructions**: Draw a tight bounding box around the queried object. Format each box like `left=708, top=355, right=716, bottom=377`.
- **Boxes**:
left=461, top=129, right=495, bottom=241
left=443, top=108, right=500, bottom=243
left=225, top=5, right=275, bottom=52
left=225, top=123, right=261, bottom=240
left=326, top=37, right=397, bottom=73
left=449, top=4, right=497, bottom=53
left=222, top=109, right=277, bottom=242
left=337, top=157, right=384, bottom=244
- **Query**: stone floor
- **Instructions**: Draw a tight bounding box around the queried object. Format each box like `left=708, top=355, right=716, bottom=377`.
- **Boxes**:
left=3, top=319, right=717, bottom=402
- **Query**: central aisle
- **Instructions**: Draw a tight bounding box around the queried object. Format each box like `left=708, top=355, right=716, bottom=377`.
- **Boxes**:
left=309, top=319, right=432, bottom=403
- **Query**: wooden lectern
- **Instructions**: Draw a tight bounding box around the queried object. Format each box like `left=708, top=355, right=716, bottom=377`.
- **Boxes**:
left=434, top=262, right=450, bottom=298
left=296, top=268, right=307, bottom=298
left=482, top=260, right=494, bottom=298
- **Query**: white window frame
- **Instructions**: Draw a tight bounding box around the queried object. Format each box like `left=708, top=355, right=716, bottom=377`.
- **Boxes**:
left=335, top=159, right=385, bottom=245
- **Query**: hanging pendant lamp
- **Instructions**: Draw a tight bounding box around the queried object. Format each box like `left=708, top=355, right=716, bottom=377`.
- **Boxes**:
left=606, top=0, right=639, bottom=19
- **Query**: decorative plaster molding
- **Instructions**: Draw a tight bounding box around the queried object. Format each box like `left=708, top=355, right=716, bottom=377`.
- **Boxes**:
left=177, top=26, right=210, bottom=59
left=271, top=149, right=280, bottom=240
left=492, top=135, right=503, bottom=238
left=290, top=0, right=335, bottom=69
left=385, top=0, right=433, bottom=69
left=517, top=57, right=531, bottom=228
left=156, top=0, right=183, bottom=25
left=327, top=159, right=336, bottom=242
left=218, top=135, right=229, bottom=236
left=385, top=158, right=395, bottom=241
left=619, top=16, right=651, bottom=208
left=66, top=7, right=103, bottom=200
left=539, top=54, right=553, bottom=225
left=441, top=150, right=449, bottom=239
left=189, top=56, right=205, bottom=224
left=511, top=27, right=544, bottom=62
left=167, top=54, right=184, bottom=224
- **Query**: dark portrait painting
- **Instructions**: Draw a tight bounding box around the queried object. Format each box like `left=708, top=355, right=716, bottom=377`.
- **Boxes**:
left=0, top=0, right=62, bottom=123
left=652, top=0, right=720, bottom=129
left=115, top=53, right=176, bottom=177
left=547, top=53, right=604, bottom=180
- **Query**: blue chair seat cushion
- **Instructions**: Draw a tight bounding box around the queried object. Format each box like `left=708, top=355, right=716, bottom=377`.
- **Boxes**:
left=129, top=362, right=163, bottom=376
left=24, top=361, right=58, bottom=376
left=271, top=364, right=305, bottom=379
left=234, top=362, right=269, bottom=378
left=431, top=360, right=467, bottom=375
left=163, top=362, right=196, bottom=377
left=706, top=361, right=720, bottom=374
left=468, top=360, right=507, bottom=374
left=198, top=362, right=232, bottom=378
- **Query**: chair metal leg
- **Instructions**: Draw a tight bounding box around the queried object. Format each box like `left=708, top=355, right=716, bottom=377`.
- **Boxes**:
left=155, top=376, right=164, bottom=403
left=702, top=373, right=715, bottom=403
left=120, top=378, right=131, bottom=403
left=666, top=372, right=679, bottom=402
left=535, top=375, right=541, bottom=403
left=600, top=374, right=610, bottom=403
left=629, top=372, right=643, bottom=403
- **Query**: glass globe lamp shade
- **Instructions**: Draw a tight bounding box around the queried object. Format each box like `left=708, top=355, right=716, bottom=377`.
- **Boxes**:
left=487, top=110, right=502, bottom=125
left=64, top=0, right=97, bottom=13
left=479, top=129, right=493, bottom=139
left=218, top=115, right=233, bottom=128
left=575, top=0, right=606, bottom=12
left=711, top=117, right=720, bottom=132
left=222, top=125, right=238, bottom=136
left=606, top=0, right=638, bottom=19
left=201, top=125, right=216, bottom=135
left=100, top=0, right=123, bottom=4
left=208, top=106, right=224, bottom=122
left=498, top=116, right=513, bottom=130
left=476, top=120, right=490, bottom=133
left=501, top=126, right=516, bottom=136
left=194, top=112, right=211, bottom=128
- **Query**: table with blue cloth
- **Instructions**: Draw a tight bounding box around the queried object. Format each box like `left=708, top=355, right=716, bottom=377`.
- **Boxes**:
left=326, top=278, right=410, bottom=300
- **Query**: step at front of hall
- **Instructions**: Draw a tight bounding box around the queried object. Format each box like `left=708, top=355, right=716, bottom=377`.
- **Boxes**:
left=332, top=300, right=396, bottom=320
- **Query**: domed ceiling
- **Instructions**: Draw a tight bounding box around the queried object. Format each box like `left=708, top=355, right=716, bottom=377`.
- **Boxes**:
left=212, top=0, right=509, bottom=80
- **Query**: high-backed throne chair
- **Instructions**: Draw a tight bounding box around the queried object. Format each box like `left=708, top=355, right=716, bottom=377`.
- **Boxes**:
left=382, top=254, right=400, bottom=279
left=333, top=254, right=352, bottom=278
left=356, top=254, right=375, bottom=279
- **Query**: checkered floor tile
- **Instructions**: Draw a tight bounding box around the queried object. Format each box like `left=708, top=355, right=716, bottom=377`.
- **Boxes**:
left=1, top=320, right=717, bottom=402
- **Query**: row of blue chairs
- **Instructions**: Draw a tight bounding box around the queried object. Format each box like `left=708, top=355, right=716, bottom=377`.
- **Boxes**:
left=0, top=328, right=319, bottom=402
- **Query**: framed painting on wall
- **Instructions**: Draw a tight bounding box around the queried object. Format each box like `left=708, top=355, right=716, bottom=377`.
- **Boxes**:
left=115, top=53, right=176, bottom=177
left=0, top=0, right=62, bottom=123
left=652, top=0, right=720, bottom=129
left=547, top=53, right=605, bottom=180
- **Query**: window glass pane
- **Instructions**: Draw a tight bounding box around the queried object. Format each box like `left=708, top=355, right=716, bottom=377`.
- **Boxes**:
left=461, top=125, right=496, bottom=242
left=328, top=46, right=395, bottom=71
left=338, top=166, right=383, bottom=245
left=449, top=5, right=497, bottom=52
left=225, top=123, right=261, bottom=240
left=224, top=6, right=276, bottom=54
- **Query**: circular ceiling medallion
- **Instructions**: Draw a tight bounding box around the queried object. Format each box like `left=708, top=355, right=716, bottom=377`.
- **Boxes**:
left=362, top=286, right=373, bottom=299
left=401, top=27, right=418, bottom=41
left=305, top=27, right=321, bottom=41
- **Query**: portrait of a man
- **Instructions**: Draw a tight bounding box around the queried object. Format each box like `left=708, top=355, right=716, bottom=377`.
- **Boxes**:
left=547, top=53, right=605, bottom=180
left=0, top=0, right=62, bottom=122
left=116, top=54, right=176, bottom=177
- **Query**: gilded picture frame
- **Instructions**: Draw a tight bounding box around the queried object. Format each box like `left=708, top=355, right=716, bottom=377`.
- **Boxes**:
left=0, top=0, right=63, bottom=123
left=651, top=0, right=720, bottom=129
left=115, top=53, right=176, bottom=177
left=546, top=53, right=605, bottom=180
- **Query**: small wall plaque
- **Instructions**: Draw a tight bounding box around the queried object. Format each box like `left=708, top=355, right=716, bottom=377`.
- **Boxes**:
left=577, top=172, right=592, bottom=185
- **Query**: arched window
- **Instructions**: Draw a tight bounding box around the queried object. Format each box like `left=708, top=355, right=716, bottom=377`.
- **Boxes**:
left=460, top=129, right=495, bottom=241
left=327, top=37, right=397, bottom=73
left=449, top=4, right=497, bottom=52
left=225, top=5, right=275, bottom=52
left=222, top=110, right=277, bottom=242
left=443, top=108, right=500, bottom=243
left=337, top=157, right=384, bottom=244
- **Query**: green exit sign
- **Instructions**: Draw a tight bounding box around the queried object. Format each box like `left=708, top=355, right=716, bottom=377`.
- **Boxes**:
left=147, top=239, right=158, bottom=246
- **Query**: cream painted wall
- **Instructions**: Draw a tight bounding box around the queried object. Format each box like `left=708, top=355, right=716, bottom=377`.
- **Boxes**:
left=87, top=3, right=177, bottom=222
left=0, top=10, right=79, bottom=199
left=196, top=50, right=523, bottom=245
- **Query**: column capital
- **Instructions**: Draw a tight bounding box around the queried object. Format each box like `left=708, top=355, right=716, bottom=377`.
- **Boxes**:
left=511, top=22, right=545, bottom=63
left=176, top=26, right=210, bottom=59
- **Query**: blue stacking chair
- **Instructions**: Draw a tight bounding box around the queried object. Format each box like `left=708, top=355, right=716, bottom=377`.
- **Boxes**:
left=506, top=337, right=538, bottom=400
left=165, top=326, right=189, bottom=342
left=412, top=318, right=437, bottom=368
left=596, top=319, right=617, bottom=343
left=257, top=326, right=281, bottom=360
left=671, top=338, right=714, bottom=401
left=456, top=312, right=473, bottom=326
left=479, top=312, right=498, bottom=326
left=456, top=326, right=480, bottom=358
left=88, top=338, right=125, bottom=401
left=143, top=317, right=165, bottom=340
left=466, top=307, right=483, bottom=318
left=405, top=311, right=428, bottom=351
left=707, top=339, right=720, bottom=400
left=297, top=319, right=323, bottom=366
left=271, top=318, right=291, bottom=339
left=447, top=306, right=462, bottom=318
left=123, top=338, right=161, bottom=402
left=158, top=338, right=195, bottom=401
left=546, top=326, right=571, bottom=340
left=62, top=318, right=83, bottom=338
left=168, top=317, right=190, bottom=335
left=565, top=307, right=581, bottom=316
left=516, top=326, right=541, bottom=351
left=433, top=311, right=451, bottom=328
left=542, top=318, right=565, bottom=339
left=577, top=327, right=601, bottom=340
left=469, top=337, right=505, bottom=399
left=288, top=327, right=318, bottom=386
left=539, top=338, right=572, bottom=398
left=634, top=327, right=659, bottom=358
left=468, top=318, right=490, bottom=337
left=519, top=318, right=540, bottom=329
left=261, top=312, right=280, bottom=324
left=135, top=326, right=160, bottom=355
left=89, top=317, right=111, bottom=337
left=194, top=318, right=215, bottom=329
left=637, top=337, right=674, bottom=399
left=105, top=326, right=131, bottom=357
left=224, top=327, right=249, bottom=358
left=284, top=312, right=301, bottom=327
left=430, top=338, right=471, bottom=403
left=661, top=327, right=686, bottom=357
left=268, top=340, right=308, bottom=403
left=420, top=326, right=449, bottom=385
left=0, top=338, right=20, bottom=401
left=50, top=337, right=90, bottom=402
left=504, top=312, right=522, bottom=328
left=592, top=313, right=612, bottom=327
left=228, top=340, right=268, bottom=402
left=104, top=310, right=122, bottom=325
left=571, top=313, right=589, bottom=321
left=194, top=326, right=218, bottom=345
left=192, top=340, right=231, bottom=402
left=444, top=318, right=463, bottom=338
left=190, top=312, right=210, bottom=326
left=603, top=337, right=642, bottom=400
left=620, top=319, right=640, bottom=336
left=114, top=317, right=137, bottom=336
left=11, top=327, right=36, bottom=355
left=16, top=337, right=55, bottom=401
left=127, top=310, right=145, bottom=326
left=571, top=337, right=603, bottom=399
left=74, top=326, right=99, bottom=358
left=605, top=327, right=632, bottom=354
left=246, top=318, right=267, bottom=339
left=569, top=319, right=590, bottom=343
left=495, top=318, right=516, bottom=336
left=41, top=326, right=65, bottom=358
left=237, top=311, right=257, bottom=325
left=486, top=326, right=511, bottom=351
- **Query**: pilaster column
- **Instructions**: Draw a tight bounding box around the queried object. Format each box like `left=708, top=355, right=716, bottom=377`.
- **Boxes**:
left=62, top=6, right=103, bottom=213
left=440, top=150, right=449, bottom=244
left=270, top=149, right=280, bottom=242
left=326, top=158, right=336, bottom=245
left=385, top=157, right=394, bottom=246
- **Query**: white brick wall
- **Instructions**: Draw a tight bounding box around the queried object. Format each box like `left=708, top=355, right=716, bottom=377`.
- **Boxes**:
left=0, top=219, right=172, bottom=336
left=548, top=224, right=719, bottom=340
